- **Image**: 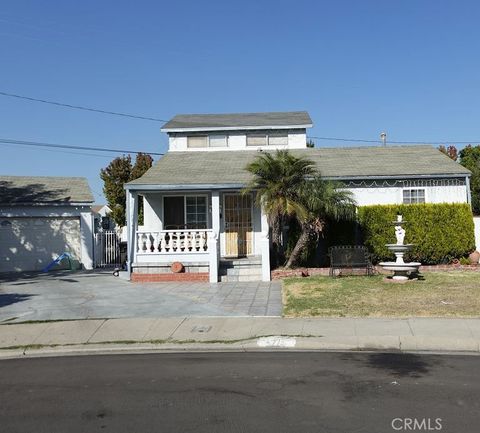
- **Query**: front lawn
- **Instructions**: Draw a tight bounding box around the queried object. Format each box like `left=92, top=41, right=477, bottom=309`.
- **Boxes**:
left=283, top=272, right=480, bottom=317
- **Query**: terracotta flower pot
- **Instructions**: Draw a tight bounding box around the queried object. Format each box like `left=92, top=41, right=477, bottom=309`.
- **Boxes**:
left=171, top=261, right=185, bottom=273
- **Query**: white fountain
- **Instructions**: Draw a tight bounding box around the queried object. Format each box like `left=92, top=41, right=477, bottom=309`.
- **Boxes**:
left=378, top=214, right=421, bottom=281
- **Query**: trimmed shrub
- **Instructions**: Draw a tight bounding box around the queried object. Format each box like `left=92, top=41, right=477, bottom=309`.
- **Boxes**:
left=357, top=203, right=475, bottom=264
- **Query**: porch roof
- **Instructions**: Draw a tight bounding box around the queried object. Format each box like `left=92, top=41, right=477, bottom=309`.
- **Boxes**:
left=126, top=145, right=471, bottom=190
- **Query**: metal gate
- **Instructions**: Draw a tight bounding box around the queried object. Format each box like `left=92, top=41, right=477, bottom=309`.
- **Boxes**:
left=94, top=231, right=121, bottom=268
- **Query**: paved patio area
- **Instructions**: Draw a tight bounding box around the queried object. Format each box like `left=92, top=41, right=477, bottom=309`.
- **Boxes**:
left=0, top=271, right=283, bottom=323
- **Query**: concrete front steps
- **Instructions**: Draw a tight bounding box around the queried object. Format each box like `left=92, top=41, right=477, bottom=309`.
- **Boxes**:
left=219, top=256, right=263, bottom=282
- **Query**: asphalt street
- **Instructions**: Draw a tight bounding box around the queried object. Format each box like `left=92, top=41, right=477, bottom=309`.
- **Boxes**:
left=0, top=352, right=479, bottom=433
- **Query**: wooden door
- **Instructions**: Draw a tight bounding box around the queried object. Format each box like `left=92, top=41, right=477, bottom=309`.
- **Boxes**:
left=224, top=194, right=253, bottom=257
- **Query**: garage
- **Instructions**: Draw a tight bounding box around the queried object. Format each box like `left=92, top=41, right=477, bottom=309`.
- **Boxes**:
left=0, top=217, right=82, bottom=272
left=0, top=176, right=94, bottom=273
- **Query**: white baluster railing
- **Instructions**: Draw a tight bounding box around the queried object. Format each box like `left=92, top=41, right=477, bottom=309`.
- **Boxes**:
left=136, top=229, right=212, bottom=254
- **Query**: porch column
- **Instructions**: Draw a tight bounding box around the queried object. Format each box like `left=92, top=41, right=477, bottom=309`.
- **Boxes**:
left=260, top=206, right=271, bottom=282
left=126, top=189, right=139, bottom=278
left=79, top=211, right=94, bottom=270
left=209, top=191, right=220, bottom=283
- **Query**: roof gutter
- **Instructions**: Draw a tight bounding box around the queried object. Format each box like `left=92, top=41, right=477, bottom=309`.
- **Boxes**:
left=125, top=173, right=470, bottom=192
left=125, top=183, right=246, bottom=191
left=161, top=124, right=313, bottom=133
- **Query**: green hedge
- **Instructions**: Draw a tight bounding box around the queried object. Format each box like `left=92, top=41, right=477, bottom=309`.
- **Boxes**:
left=357, top=203, right=475, bottom=264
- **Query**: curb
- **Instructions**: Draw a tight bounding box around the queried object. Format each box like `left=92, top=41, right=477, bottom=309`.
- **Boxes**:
left=1, top=336, right=479, bottom=359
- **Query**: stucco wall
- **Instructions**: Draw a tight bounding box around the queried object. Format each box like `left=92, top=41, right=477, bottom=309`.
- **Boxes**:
left=168, top=130, right=307, bottom=152
left=474, top=216, right=480, bottom=251
left=348, top=185, right=468, bottom=206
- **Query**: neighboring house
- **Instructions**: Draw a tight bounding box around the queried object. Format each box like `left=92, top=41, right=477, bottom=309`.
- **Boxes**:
left=93, top=204, right=116, bottom=232
left=124, top=111, right=472, bottom=283
left=0, top=176, right=94, bottom=273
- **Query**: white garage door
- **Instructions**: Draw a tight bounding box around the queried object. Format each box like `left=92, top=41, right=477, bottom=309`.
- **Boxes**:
left=0, top=217, right=81, bottom=273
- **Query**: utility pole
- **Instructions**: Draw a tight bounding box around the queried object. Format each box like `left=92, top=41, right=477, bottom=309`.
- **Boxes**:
left=380, top=132, right=387, bottom=147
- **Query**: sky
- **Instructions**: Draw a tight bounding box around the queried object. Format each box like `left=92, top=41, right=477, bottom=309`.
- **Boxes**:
left=1, top=0, right=479, bottom=203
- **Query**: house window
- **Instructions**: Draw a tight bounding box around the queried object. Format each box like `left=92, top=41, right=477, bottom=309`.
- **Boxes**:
left=247, top=131, right=288, bottom=146
left=268, top=131, right=288, bottom=146
left=403, top=189, right=425, bottom=204
left=187, top=135, right=227, bottom=148
left=186, top=196, right=207, bottom=229
left=187, top=136, right=208, bottom=148
left=163, top=196, right=208, bottom=230
left=209, top=135, right=227, bottom=147
left=247, top=133, right=267, bottom=146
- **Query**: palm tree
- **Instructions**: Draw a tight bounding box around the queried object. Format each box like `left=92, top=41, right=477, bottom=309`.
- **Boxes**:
left=244, top=150, right=316, bottom=267
left=285, top=177, right=357, bottom=268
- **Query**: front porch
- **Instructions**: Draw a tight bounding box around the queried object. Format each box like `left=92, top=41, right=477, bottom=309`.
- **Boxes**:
left=125, top=188, right=270, bottom=282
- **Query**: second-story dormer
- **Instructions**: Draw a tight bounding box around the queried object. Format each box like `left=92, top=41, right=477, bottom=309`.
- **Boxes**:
left=161, top=111, right=313, bottom=151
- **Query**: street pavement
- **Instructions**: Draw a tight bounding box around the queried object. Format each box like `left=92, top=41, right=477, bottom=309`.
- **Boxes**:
left=0, top=352, right=478, bottom=433
left=1, top=316, right=480, bottom=356
left=0, top=270, right=282, bottom=322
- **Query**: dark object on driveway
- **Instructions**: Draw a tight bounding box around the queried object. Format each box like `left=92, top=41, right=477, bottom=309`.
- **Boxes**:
left=328, top=245, right=374, bottom=277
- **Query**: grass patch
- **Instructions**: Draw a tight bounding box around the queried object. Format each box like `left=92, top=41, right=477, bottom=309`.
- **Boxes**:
left=283, top=272, right=480, bottom=317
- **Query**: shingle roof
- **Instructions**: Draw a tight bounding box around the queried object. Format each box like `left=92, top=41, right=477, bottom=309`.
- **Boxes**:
left=0, top=176, right=94, bottom=204
left=127, top=146, right=471, bottom=189
left=161, top=111, right=313, bottom=131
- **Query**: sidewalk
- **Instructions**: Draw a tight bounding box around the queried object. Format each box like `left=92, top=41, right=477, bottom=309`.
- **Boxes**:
left=1, top=316, right=480, bottom=358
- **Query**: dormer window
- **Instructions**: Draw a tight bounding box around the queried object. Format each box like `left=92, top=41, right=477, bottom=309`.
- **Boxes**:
left=246, top=133, right=267, bottom=146
left=187, top=135, right=228, bottom=148
left=268, top=131, right=288, bottom=146
left=187, top=135, right=208, bottom=148
left=246, top=131, right=288, bottom=146
left=209, top=135, right=227, bottom=147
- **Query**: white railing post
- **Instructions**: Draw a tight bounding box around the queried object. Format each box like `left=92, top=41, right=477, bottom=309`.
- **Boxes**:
left=208, top=231, right=218, bottom=283
left=260, top=205, right=271, bottom=282
left=134, top=229, right=213, bottom=256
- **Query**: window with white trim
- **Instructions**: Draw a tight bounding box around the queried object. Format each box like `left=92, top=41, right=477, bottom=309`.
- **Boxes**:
left=268, top=131, right=288, bottom=145
left=187, top=136, right=208, bottom=148
left=403, top=189, right=425, bottom=204
left=187, top=135, right=228, bottom=148
left=209, top=135, right=227, bottom=147
left=246, top=131, right=288, bottom=146
left=186, top=196, right=207, bottom=229
left=246, top=133, right=267, bottom=146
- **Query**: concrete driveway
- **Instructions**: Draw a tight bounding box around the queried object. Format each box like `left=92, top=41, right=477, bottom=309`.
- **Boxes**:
left=0, top=271, right=282, bottom=323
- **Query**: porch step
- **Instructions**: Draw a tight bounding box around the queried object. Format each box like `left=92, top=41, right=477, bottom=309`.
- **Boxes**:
left=219, top=256, right=262, bottom=282
left=220, top=274, right=263, bottom=282
left=220, top=256, right=262, bottom=267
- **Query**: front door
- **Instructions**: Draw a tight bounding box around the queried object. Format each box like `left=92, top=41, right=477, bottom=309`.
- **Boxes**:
left=224, top=194, right=253, bottom=257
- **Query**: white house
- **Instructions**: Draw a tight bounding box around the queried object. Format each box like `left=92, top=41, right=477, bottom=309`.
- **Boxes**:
left=92, top=204, right=116, bottom=232
left=0, top=176, right=94, bottom=273
left=125, top=111, right=472, bottom=283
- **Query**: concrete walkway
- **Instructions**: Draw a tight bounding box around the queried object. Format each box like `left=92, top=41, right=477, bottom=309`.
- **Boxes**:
left=1, top=317, right=480, bottom=358
left=0, top=271, right=282, bottom=322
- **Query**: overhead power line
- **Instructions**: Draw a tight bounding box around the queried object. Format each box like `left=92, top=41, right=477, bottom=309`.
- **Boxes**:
left=0, top=91, right=168, bottom=122
left=308, top=135, right=480, bottom=145
left=2, top=91, right=479, bottom=145
left=0, top=138, right=164, bottom=156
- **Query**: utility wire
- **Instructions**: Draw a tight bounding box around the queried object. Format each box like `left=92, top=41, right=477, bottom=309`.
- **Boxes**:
left=2, top=91, right=479, bottom=144
left=0, top=141, right=119, bottom=159
left=0, top=91, right=168, bottom=122
left=308, top=135, right=480, bottom=145
left=0, top=138, right=164, bottom=156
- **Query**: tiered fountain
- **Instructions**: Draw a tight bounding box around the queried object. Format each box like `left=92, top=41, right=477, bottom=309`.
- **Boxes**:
left=378, top=214, right=421, bottom=280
